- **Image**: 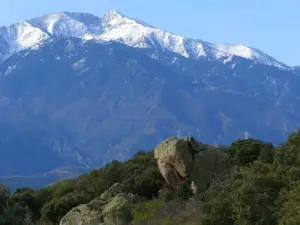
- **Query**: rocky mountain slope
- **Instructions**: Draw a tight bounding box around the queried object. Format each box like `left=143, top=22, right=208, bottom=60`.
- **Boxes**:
left=0, top=10, right=299, bottom=187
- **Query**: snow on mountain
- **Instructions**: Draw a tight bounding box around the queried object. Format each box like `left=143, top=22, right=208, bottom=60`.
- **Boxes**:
left=0, top=22, right=49, bottom=62
left=0, top=9, right=290, bottom=69
left=28, top=12, right=102, bottom=39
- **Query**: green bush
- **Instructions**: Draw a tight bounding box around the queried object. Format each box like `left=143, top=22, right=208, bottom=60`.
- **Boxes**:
left=229, top=138, right=274, bottom=166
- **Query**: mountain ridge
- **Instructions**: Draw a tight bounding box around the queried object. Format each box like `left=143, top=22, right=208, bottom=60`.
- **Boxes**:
left=0, top=9, right=290, bottom=70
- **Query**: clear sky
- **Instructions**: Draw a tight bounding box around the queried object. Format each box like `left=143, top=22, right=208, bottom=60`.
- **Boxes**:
left=1, top=0, right=299, bottom=66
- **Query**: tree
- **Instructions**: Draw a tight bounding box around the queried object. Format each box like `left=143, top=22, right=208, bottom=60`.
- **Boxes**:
left=0, top=183, right=10, bottom=213
left=41, top=192, right=89, bottom=225
left=10, top=188, right=42, bottom=221
left=277, top=182, right=300, bottom=225
left=229, top=139, right=274, bottom=166
left=0, top=202, right=33, bottom=225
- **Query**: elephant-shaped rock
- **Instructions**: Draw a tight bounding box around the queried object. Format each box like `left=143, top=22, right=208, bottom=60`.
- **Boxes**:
left=154, top=136, right=232, bottom=194
left=154, top=136, right=204, bottom=191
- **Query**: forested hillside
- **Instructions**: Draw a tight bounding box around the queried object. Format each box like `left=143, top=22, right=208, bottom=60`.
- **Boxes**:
left=1, top=131, right=300, bottom=225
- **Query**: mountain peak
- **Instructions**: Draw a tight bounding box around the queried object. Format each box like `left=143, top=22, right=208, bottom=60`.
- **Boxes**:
left=104, top=9, right=124, bottom=18
left=102, top=9, right=125, bottom=29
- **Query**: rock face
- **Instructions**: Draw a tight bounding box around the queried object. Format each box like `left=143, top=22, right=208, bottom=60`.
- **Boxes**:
left=154, top=136, right=232, bottom=193
left=59, top=183, right=138, bottom=225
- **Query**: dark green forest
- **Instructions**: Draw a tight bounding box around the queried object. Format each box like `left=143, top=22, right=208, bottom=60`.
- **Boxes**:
left=1, top=131, right=300, bottom=225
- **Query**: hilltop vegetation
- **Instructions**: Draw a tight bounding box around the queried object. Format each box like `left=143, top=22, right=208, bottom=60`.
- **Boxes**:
left=1, top=131, right=300, bottom=225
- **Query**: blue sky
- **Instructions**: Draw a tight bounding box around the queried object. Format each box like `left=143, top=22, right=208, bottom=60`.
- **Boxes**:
left=1, top=0, right=299, bottom=66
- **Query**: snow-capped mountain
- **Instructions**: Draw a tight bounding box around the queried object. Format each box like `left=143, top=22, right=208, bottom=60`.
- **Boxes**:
left=0, top=10, right=289, bottom=70
left=1, top=38, right=298, bottom=178
left=0, top=10, right=299, bottom=189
